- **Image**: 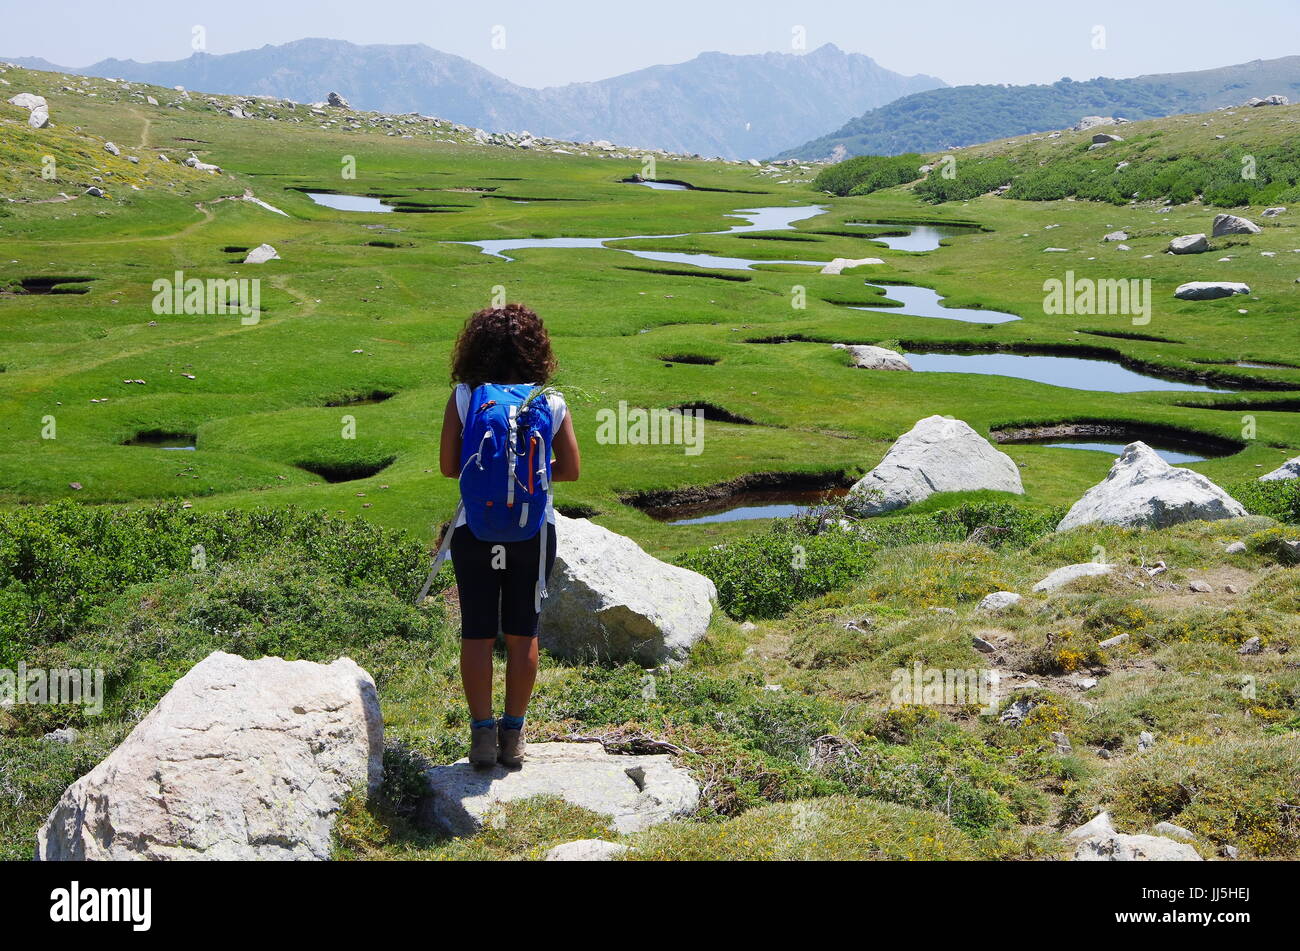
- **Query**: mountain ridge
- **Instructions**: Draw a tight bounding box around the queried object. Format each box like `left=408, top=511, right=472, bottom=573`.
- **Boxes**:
left=777, top=54, right=1300, bottom=160
left=5, top=37, right=944, bottom=159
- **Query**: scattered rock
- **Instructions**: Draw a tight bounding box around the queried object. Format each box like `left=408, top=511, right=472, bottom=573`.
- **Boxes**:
left=1212, top=214, right=1262, bottom=237
left=419, top=742, right=697, bottom=837
left=1260, top=456, right=1300, bottom=481
left=1188, top=580, right=1213, bottom=593
left=1103, top=231, right=1128, bottom=242
left=37, top=652, right=382, bottom=860
left=326, top=92, right=350, bottom=108
left=1098, top=632, right=1130, bottom=649
left=1075, top=116, right=1116, bottom=131
left=103, top=141, right=120, bottom=156
left=832, top=343, right=912, bottom=371
left=1057, top=442, right=1246, bottom=531
left=999, top=698, right=1037, bottom=727
left=1138, top=730, right=1155, bottom=750
left=1220, top=844, right=1240, bottom=859
left=243, top=243, right=280, bottom=264
left=41, top=728, right=79, bottom=744
left=1238, top=636, right=1262, bottom=655
left=83, top=186, right=103, bottom=198
left=1092, top=132, right=1124, bottom=144
left=1067, top=811, right=1117, bottom=841
left=1074, top=833, right=1201, bottom=861
left=1168, top=234, right=1208, bottom=254
left=978, top=591, right=1022, bottom=612
left=971, top=635, right=996, bottom=654
left=1174, top=281, right=1251, bottom=300
left=1225, top=540, right=1247, bottom=553
left=1262, top=207, right=1287, bottom=218
left=1032, top=562, right=1114, bottom=593
left=1153, top=821, right=1197, bottom=842
left=544, top=839, right=629, bottom=861
left=539, top=513, right=717, bottom=666
left=7, top=92, right=47, bottom=110
left=846, top=415, right=1024, bottom=515
left=28, top=105, right=49, bottom=128
left=1051, top=731, right=1072, bottom=754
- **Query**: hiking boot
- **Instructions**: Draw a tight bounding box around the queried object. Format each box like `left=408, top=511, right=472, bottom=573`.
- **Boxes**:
left=498, top=724, right=526, bottom=767
left=469, top=723, right=499, bottom=768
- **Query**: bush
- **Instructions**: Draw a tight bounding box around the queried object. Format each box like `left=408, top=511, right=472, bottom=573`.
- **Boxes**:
left=1229, top=478, right=1300, bottom=524
left=678, top=500, right=1058, bottom=619
left=913, top=158, right=1017, bottom=203
left=811, top=153, right=923, bottom=196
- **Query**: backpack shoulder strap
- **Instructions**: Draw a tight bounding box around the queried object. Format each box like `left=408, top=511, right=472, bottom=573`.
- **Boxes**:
left=415, top=501, right=463, bottom=605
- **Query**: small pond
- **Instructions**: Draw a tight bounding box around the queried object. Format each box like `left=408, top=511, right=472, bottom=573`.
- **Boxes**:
left=305, top=192, right=393, bottom=213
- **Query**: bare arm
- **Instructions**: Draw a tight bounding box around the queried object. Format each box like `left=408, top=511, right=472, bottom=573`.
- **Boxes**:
left=439, top=393, right=462, bottom=478
left=550, top=413, right=581, bottom=482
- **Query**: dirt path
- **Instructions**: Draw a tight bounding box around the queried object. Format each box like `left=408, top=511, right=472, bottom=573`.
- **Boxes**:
left=128, top=107, right=153, bottom=149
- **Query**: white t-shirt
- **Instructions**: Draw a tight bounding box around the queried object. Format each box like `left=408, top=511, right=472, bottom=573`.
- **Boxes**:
left=453, top=383, right=566, bottom=527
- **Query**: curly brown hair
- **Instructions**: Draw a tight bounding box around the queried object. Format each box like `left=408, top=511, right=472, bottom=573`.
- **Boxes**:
left=450, top=303, right=558, bottom=387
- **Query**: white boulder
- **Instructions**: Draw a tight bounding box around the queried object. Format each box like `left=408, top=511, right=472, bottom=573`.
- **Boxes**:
left=833, top=343, right=913, bottom=371
left=1168, top=234, right=1208, bottom=254
left=847, top=416, right=1024, bottom=515
left=419, top=743, right=698, bottom=836
left=28, top=106, right=49, bottom=128
left=1212, top=214, right=1262, bottom=237
left=243, top=243, right=280, bottom=264
left=978, top=591, right=1022, bottom=612
left=1033, top=563, right=1114, bottom=592
left=1260, top=456, right=1300, bottom=481
left=544, top=839, right=630, bottom=861
left=1058, top=442, right=1246, bottom=531
left=539, top=513, right=717, bottom=666
left=1175, top=281, right=1251, bottom=300
left=36, top=652, right=383, bottom=861
left=7, top=92, right=46, bottom=110
left=1067, top=811, right=1202, bottom=860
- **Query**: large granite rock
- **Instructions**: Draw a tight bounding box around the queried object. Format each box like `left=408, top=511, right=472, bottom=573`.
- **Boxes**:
left=7, top=92, right=47, bottom=110
left=1212, top=214, right=1262, bottom=237
left=36, top=652, right=382, bottom=861
left=1174, top=281, right=1251, bottom=300
left=1261, top=456, right=1300, bottom=481
left=543, top=839, right=630, bottom=861
left=539, top=513, right=717, bottom=666
left=1032, top=563, right=1115, bottom=593
left=1068, top=812, right=1201, bottom=861
left=243, top=243, right=280, bottom=264
left=847, top=415, right=1024, bottom=515
left=833, top=343, right=913, bottom=371
left=419, top=743, right=698, bottom=836
left=1058, top=442, right=1246, bottom=531
left=1168, top=234, right=1208, bottom=254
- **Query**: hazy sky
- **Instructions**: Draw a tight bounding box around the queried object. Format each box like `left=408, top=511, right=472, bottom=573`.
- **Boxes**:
left=8, top=0, right=1300, bottom=88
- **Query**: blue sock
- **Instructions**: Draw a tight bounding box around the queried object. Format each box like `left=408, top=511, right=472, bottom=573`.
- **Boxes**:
left=471, top=717, right=496, bottom=730
left=499, top=714, right=525, bottom=731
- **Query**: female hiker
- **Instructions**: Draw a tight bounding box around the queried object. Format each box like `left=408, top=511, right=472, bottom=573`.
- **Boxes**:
left=434, top=303, right=580, bottom=768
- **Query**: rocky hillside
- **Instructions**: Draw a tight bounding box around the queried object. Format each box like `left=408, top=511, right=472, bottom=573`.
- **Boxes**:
left=10, top=38, right=944, bottom=160
left=779, top=55, right=1300, bottom=160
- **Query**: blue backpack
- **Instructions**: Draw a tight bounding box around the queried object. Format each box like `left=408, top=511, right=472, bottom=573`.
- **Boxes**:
left=417, top=383, right=555, bottom=608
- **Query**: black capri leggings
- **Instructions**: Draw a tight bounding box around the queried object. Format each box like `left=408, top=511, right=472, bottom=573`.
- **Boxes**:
left=450, top=524, right=558, bottom=639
